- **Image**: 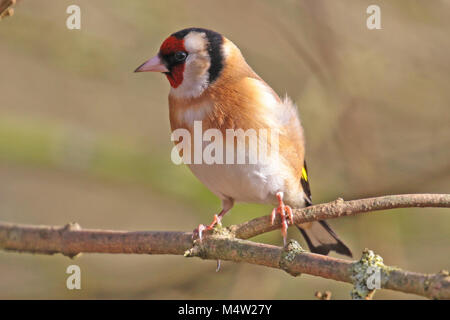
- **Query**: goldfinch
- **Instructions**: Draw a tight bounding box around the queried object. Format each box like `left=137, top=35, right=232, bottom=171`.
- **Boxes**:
left=135, top=28, right=352, bottom=257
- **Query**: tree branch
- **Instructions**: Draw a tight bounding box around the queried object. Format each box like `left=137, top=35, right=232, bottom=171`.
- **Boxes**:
left=232, top=193, right=450, bottom=239
left=0, top=193, right=449, bottom=299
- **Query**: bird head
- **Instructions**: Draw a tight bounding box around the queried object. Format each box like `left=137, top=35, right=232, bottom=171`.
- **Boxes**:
left=135, top=28, right=226, bottom=98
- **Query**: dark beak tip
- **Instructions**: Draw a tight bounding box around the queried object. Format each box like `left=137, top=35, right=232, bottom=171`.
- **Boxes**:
left=134, top=63, right=145, bottom=73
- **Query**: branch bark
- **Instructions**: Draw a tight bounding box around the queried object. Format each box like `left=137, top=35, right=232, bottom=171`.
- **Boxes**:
left=0, top=193, right=449, bottom=299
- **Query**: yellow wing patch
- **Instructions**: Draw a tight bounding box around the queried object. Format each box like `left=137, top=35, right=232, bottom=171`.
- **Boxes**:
left=301, top=167, right=308, bottom=182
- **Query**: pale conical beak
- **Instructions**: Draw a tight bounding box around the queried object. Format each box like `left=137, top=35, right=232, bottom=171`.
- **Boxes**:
left=134, top=55, right=169, bottom=73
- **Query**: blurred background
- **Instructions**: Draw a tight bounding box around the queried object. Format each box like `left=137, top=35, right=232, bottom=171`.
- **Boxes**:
left=0, top=0, right=449, bottom=299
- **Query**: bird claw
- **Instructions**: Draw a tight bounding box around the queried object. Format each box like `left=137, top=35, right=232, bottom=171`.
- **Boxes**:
left=270, top=192, right=293, bottom=246
left=192, top=221, right=223, bottom=273
left=192, top=214, right=222, bottom=242
left=192, top=224, right=208, bottom=241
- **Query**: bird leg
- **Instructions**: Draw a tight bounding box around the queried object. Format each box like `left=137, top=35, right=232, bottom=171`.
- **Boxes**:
left=270, top=191, right=294, bottom=246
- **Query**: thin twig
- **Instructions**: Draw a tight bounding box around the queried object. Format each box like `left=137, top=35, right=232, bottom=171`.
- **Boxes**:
left=231, top=194, right=450, bottom=239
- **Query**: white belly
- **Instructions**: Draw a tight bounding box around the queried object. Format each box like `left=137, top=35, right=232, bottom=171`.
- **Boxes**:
left=187, top=160, right=286, bottom=204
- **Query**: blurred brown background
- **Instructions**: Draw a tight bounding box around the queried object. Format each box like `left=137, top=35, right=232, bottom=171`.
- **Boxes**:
left=0, top=0, right=449, bottom=299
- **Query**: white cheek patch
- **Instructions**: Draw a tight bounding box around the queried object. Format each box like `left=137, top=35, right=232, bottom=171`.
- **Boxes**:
left=171, top=54, right=210, bottom=99
left=170, top=32, right=211, bottom=99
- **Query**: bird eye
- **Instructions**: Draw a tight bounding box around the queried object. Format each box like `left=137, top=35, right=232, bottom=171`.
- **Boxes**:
left=174, top=51, right=187, bottom=62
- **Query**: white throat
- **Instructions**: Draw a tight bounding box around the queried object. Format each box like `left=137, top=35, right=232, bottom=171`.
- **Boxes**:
left=169, top=70, right=209, bottom=99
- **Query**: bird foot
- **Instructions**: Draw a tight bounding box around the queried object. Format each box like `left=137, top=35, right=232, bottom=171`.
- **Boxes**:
left=270, top=191, right=293, bottom=246
left=192, top=214, right=222, bottom=241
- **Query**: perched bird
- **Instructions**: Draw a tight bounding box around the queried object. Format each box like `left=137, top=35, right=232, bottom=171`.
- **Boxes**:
left=135, top=27, right=352, bottom=257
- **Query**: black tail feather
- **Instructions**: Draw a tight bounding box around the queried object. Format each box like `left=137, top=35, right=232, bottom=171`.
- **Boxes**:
left=297, top=221, right=352, bottom=257
left=298, top=160, right=351, bottom=257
